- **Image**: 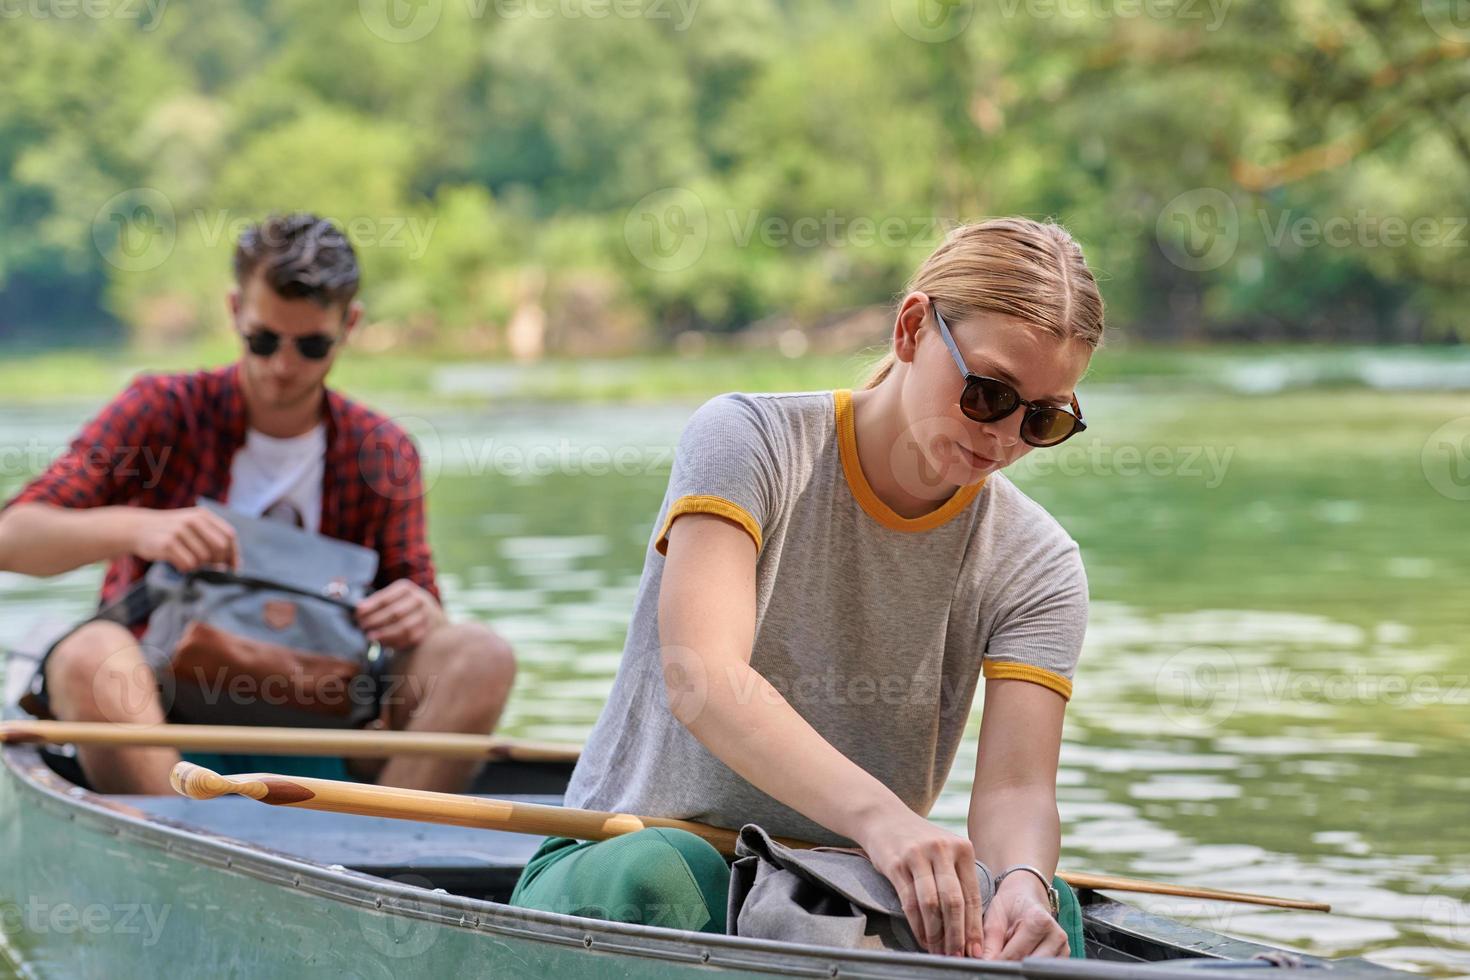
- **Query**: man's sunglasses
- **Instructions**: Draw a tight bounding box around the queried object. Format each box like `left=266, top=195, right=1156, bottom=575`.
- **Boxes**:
left=241, top=328, right=338, bottom=361
left=930, top=302, right=1087, bottom=448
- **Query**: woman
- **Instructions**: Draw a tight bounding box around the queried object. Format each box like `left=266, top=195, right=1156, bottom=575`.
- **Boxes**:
left=511, top=218, right=1102, bottom=961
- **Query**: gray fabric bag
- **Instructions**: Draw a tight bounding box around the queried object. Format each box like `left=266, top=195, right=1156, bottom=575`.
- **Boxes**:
left=117, top=499, right=383, bottom=728
left=727, top=823, right=995, bottom=952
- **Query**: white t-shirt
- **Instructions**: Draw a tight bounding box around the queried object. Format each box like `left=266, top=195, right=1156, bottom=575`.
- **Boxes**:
left=226, top=424, right=327, bottom=532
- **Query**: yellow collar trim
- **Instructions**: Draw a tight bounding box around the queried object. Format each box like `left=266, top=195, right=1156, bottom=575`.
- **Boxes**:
left=833, top=389, right=985, bottom=533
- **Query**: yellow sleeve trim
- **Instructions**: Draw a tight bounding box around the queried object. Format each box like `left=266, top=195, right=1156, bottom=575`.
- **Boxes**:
left=655, top=494, right=762, bottom=556
left=982, top=661, right=1073, bottom=701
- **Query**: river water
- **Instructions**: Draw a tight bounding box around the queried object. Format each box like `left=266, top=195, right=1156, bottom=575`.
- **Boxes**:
left=1, top=382, right=1466, bottom=976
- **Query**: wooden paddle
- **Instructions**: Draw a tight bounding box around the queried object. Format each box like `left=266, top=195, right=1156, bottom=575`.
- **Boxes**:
left=170, top=762, right=1330, bottom=912
left=0, top=720, right=580, bottom=764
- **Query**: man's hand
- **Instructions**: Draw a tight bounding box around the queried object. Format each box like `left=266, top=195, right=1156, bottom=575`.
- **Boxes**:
left=356, top=579, right=445, bottom=651
left=980, top=871, right=1069, bottom=960
left=130, top=507, right=239, bottom=571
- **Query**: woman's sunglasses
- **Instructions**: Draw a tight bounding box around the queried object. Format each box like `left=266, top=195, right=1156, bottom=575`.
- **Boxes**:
left=241, top=328, right=338, bottom=361
left=930, top=302, right=1087, bottom=448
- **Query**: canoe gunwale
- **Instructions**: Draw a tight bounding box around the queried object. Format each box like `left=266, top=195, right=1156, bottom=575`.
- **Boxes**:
left=0, top=743, right=1405, bottom=978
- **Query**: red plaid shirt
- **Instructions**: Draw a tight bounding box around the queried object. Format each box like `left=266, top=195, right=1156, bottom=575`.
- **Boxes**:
left=4, top=364, right=438, bottom=614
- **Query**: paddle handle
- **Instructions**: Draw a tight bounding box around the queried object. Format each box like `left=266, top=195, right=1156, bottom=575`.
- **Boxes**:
left=169, top=762, right=753, bottom=854
left=0, top=721, right=579, bottom=764
left=1058, top=872, right=1331, bottom=913
left=168, top=763, right=1329, bottom=911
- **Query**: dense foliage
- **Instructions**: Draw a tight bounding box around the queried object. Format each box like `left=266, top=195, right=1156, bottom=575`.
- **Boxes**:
left=2, top=0, right=1466, bottom=351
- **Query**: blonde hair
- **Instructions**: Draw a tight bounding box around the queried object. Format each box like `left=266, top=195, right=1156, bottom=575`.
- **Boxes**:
left=863, top=218, right=1104, bottom=388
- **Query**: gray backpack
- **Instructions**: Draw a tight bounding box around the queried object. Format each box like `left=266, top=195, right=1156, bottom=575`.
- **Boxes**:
left=111, top=499, right=384, bottom=728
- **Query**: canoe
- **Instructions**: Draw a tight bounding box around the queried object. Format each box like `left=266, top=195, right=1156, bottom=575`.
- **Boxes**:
left=0, top=646, right=1408, bottom=978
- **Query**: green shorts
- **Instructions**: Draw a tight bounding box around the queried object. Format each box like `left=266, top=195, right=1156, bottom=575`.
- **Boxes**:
left=510, top=829, right=731, bottom=934
left=509, top=830, right=1086, bottom=956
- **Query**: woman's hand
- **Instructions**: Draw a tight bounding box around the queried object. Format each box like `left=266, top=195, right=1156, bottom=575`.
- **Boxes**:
left=981, top=871, right=1069, bottom=960
left=857, top=806, right=987, bottom=958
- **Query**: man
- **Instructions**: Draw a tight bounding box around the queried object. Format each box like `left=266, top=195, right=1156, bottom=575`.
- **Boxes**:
left=0, top=213, right=516, bottom=795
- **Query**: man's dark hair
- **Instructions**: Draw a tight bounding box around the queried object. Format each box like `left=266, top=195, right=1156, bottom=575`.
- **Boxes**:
left=233, top=213, right=360, bottom=309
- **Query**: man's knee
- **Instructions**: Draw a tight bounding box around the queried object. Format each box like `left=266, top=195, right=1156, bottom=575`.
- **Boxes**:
left=428, top=622, right=516, bottom=689
left=45, top=621, right=158, bottom=718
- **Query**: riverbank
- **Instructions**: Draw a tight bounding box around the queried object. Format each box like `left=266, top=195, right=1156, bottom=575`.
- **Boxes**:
left=2, top=342, right=1468, bottom=405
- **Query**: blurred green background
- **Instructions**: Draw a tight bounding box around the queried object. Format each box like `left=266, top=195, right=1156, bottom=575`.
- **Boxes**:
left=3, top=0, right=1468, bottom=367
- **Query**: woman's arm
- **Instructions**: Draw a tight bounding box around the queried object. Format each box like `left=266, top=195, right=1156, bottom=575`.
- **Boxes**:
left=968, top=677, right=1071, bottom=958
left=660, top=513, right=987, bottom=958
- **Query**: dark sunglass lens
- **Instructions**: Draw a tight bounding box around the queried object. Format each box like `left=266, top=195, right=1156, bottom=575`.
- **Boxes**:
left=1023, top=409, right=1078, bottom=447
left=245, top=331, right=280, bottom=357
left=962, top=377, right=1020, bottom=422
left=295, top=335, right=335, bottom=360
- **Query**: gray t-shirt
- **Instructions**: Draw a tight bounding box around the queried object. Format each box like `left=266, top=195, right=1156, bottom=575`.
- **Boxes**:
left=564, top=389, right=1088, bottom=846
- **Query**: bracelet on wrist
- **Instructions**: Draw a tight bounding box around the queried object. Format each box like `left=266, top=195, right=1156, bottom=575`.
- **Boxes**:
left=994, top=864, right=1060, bottom=917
